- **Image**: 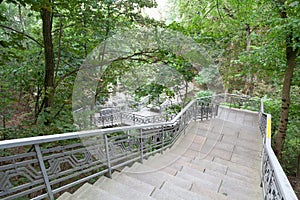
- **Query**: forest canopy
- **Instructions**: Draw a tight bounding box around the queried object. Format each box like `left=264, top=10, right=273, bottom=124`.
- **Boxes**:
left=0, top=0, right=299, bottom=190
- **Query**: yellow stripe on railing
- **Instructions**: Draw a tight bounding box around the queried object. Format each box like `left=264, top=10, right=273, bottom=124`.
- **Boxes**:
left=267, top=115, right=271, bottom=139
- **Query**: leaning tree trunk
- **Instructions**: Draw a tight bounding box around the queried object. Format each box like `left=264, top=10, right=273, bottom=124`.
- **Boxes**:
left=274, top=0, right=298, bottom=159
left=41, top=4, right=55, bottom=124
left=274, top=42, right=297, bottom=159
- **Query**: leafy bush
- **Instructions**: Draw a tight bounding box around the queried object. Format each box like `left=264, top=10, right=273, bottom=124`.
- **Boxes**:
left=195, top=90, right=213, bottom=98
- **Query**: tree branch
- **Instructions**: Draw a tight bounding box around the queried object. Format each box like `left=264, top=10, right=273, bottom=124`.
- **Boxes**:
left=0, top=24, right=43, bottom=47
left=54, top=50, right=160, bottom=89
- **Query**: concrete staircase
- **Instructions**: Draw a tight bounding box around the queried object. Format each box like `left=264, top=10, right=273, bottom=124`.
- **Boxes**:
left=58, top=108, right=263, bottom=200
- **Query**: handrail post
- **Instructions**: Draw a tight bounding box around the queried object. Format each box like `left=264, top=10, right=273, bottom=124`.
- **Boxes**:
left=104, top=134, right=112, bottom=178
left=193, top=101, right=197, bottom=121
left=215, top=104, right=219, bottom=117
left=183, top=114, right=186, bottom=135
left=140, top=129, right=144, bottom=163
left=260, top=98, right=264, bottom=113
left=201, top=102, right=204, bottom=121
left=161, top=125, right=164, bottom=154
left=34, top=144, right=54, bottom=200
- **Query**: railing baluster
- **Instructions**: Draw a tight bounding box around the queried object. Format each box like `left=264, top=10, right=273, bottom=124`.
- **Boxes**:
left=215, top=104, right=219, bottom=117
left=193, top=101, right=197, bottom=121
left=34, top=144, right=54, bottom=200
left=104, top=134, right=112, bottom=178
left=161, top=125, right=164, bottom=154
left=206, top=103, right=209, bottom=120
left=201, top=102, right=204, bottom=121
left=5, top=94, right=298, bottom=200
left=140, top=129, right=144, bottom=163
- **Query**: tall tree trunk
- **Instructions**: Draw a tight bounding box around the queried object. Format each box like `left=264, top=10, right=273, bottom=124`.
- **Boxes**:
left=41, top=7, right=54, bottom=109
left=242, top=24, right=252, bottom=95
left=274, top=0, right=298, bottom=159
left=274, top=41, right=297, bottom=158
left=41, top=4, right=55, bottom=123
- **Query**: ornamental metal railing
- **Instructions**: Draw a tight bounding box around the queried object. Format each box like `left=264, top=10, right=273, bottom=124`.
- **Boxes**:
left=1, top=94, right=295, bottom=200
left=0, top=96, right=219, bottom=200
left=96, top=110, right=177, bottom=127
left=259, top=100, right=298, bottom=200
left=96, top=93, right=260, bottom=128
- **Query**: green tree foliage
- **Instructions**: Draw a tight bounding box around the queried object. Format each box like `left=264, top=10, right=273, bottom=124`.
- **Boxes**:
left=172, top=0, right=299, bottom=178
left=0, top=0, right=156, bottom=135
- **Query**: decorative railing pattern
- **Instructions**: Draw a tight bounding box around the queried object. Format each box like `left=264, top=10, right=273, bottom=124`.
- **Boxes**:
left=0, top=94, right=296, bottom=200
left=97, top=111, right=176, bottom=127
left=0, top=96, right=217, bottom=200
left=95, top=94, right=240, bottom=128
left=259, top=102, right=298, bottom=200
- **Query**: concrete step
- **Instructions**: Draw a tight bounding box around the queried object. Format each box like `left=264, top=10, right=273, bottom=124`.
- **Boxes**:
left=180, top=166, right=222, bottom=188
left=94, top=176, right=155, bottom=200
left=143, top=152, right=189, bottom=175
left=112, top=171, right=155, bottom=196
left=57, top=192, right=78, bottom=200
left=151, top=187, right=185, bottom=200
left=72, top=183, right=122, bottom=200
left=233, top=145, right=262, bottom=160
left=159, top=181, right=211, bottom=200
left=230, top=153, right=261, bottom=170
left=191, top=158, right=228, bottom=174
left=203, top=168, right=263, bottom=198
left=219, top=179, right=263, bottom=200
left=124, top=162, right=191, bottom=189
left=190, top=184, right=232, bottom=200
left=213, top=157, right=260, bottom=183
left=143, top=151, right=182, bottom=167
left=175, top=171, right=220, bottom=192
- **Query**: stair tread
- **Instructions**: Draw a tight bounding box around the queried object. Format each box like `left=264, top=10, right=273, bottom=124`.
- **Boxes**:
left=203, top=168, right=261, bottom=191
left=190, top=184, right=232, bottom=200
left=160, top=181, right=211, bottom=200
left=112, top=171, right=155, bottom=196
left=176, top=171, right=220, bottom=191
left=191, top=158, right=228, bottom=174
left=151, top=187, right=185, bottom=200
left=73, top=183, right=122, bottom=200
left=180, top=165, right=221, bottom=185
left=124, top=162, right=191, bottom=189
left=219, top=181, right=263, bottom=200
left=57, top=192, right=74, bottom=200
left=95, top=176, right=155, bottom=200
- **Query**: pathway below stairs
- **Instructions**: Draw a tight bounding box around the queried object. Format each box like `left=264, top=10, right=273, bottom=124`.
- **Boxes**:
left=59, top=107, right=263, bottom=200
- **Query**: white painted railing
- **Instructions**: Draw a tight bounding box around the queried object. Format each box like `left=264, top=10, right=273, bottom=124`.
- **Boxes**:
left=259, top=100, right=298, bottom=200
left=0, top=97, right=217, bottom=200
left=0, top=94, right=296, bottom=200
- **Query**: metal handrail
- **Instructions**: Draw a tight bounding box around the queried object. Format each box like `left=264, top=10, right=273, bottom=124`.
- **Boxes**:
left=0, top=100, right=198, bottom=150
left=2, top=94, right=295, bottom=200
left=259, top=101, right=298, bottom=200
left=0, top=96, right=217, bottom=200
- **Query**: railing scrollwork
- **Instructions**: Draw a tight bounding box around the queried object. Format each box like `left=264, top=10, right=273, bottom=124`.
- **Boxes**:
left=259, top=101, right=297, bottom=200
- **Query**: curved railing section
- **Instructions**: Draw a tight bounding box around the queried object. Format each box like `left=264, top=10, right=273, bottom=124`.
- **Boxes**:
left=1, top=94, right=296, bottom=200
left=0, top=96, right=218, bottom=200
left=96, top=93, right=260, bottom=128
left=259, top=100, right=298, bottom=200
